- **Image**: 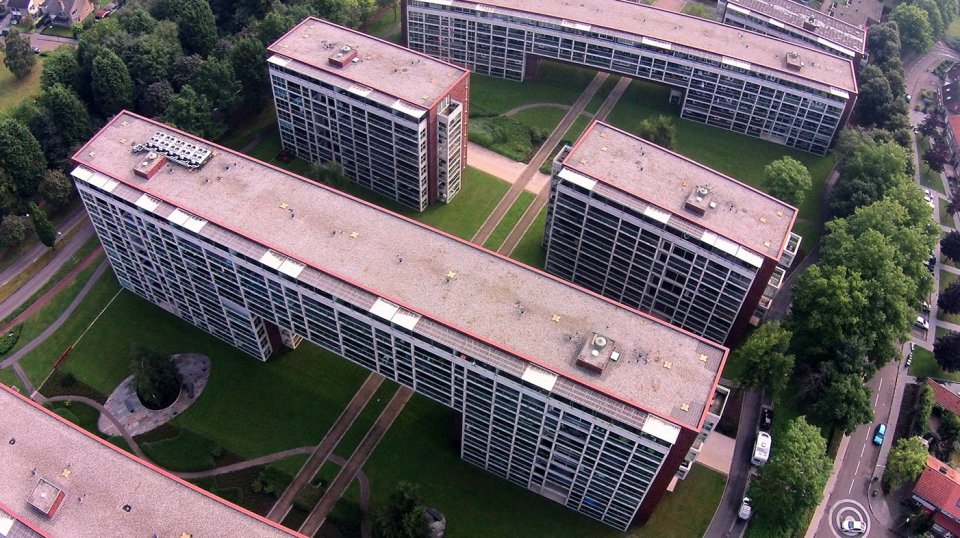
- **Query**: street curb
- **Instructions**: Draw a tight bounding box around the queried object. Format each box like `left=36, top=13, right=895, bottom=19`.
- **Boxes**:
left=805, top=434, right=850, bottom=538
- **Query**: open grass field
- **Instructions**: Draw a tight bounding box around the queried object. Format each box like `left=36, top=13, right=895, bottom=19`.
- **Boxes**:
left=0, top=53, right=43, bottom=117
left=483, top=191, right=536, bottom=250
left=607, top=80, right=834, bottom=245
left=910, top=346, right=960, bottom=382
left=470, top=61, right=598, bottom=115
left=364, top=4, right=400, bottom=39
left=40, top=25, right=75, bottom=38
left=0, top=367, right=24, bottom=391
left=509, top=105, right=569, bottom=134
left=52, top=287, right=370, bottom=460
left=363, top=394, right=724, bottom=538
left=585, top=76, right=620, bottom=115
left=508, top=206, right=548, bottom=269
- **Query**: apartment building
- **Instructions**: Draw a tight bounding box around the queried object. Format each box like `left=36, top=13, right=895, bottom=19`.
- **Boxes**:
left=0, top=385, right=300, bottom=538
left=716, top=0, right=867, bottom=65
left=544, top=121, right=800, bottom=344
left=71, top=112, right=729, bottom=530
left=267, top=17, right=469, bottom=211
left=403, top=0, right=858, bottom=155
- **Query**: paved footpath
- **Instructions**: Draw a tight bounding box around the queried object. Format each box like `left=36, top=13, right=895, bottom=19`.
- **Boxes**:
left=267, top=372, right=384, bottom=523
left=499, top=76, right=631, bottom=255
left=299, top=386, right=414, bottom=536
left=470, top=71, right=610, bottom=246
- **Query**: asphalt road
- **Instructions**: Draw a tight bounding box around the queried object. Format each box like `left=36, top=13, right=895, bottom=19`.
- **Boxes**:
left=703, top=389, right=762, bottom=538
left=0, top=209, right=93, bottom=321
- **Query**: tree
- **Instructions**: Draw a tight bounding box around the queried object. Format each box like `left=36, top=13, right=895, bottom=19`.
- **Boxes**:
left=750, top=417, right=831, bottom=534
left=91, top=49, right=134, bottom=117
left=314, top=0, right=377, bottom=28
left=884, top=436, right=929, bottom=488
left=28, top=203, right=56, bottom=248
left=372, top=482, right=431, bottom=538
left=171, top=53, right=204, bottom=90
left=191, top=57, right=241, bottom=114
left=946, top=232, right=960, bottom=261
left=867, top=22, right=902, bottom=66
left=734, top=323, right=795, bottom=399
left=682, top=3, right=711, bottom=18
left=764, top=156, right=812, bottom=206
left=638, top=115, right=676, bottom=149
left=117, top=6, right=159, bottom=36
left=130, top=346, right=182, bottom=410
left=936, top=331, right=960, bottom=372
left=139, top=80, right=175, bottom=117
left=37, top=83, right=91, bottom=152
left=230, top=36, right=269, bottom=109
left=830, top=138, right=912, bottom=218
left=941, top=281, right=960, bottom=314
left=39, top=170, right=73, bottom=210
left=918, top=384, right=935, bottom=434
left=941, top=410, right=960, bottom=450
left=855, top=65, right=896, bottom=127
left=40, top=48, right=81, bottom=92
left=0, top=215, right=30, bottom=247
left=163, top=85, right=224, bottom=139
left=173, top=0, right=218, bottom=56
left=0, top=119, right=47, bottom=200
left=924, top=138, right=952, bottom=173
left=890, top=4, right=935, bottom=53
left=918, top=113, right=943, bottom=139
left=126, top=21, right=183, bottom=88
left=3, top=29, right=36, bottom=80
left=809, top=372, right=874, bottom=434
left=916, top=0, right=946, bottom=38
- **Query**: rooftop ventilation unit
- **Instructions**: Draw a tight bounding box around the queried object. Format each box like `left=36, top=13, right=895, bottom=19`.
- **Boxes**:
left=141, top=132, right=212, bottom=170
left=785, top=51, right=803, bottom=71
left=28, top=479, right=65, bottom=519
left=329, top=45, right=358, bottom=68
left=684, top=184, right=713, bottom=217
left=575, top=332, right=617, bottom=375
left=802, top=16, right=823, bottom=31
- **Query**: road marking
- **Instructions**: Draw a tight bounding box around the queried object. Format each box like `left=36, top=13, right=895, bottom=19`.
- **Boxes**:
left=861, top=443, right=866, bottom=457
left=848, top=479, right=854, bottom=494
left=854, top=460, right=861, bottom=476
left=875, top=391, right=880, bottom=406
left=878, top=378, right=883, bottom=391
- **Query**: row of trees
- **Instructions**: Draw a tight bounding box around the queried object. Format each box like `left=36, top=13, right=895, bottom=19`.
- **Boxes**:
left=742, top=22, right=937, bottom=535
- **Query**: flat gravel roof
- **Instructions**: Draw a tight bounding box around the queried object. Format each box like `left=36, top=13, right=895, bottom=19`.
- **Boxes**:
left=724, top=0, right=866, bottom=54
left=269, top=17, right=467, bottom=109
left=563, top=121, right=797, bottom=261
left=0, top=386, right=302, bottom=538
left=419, top=0, right=857, bottom=93
left=71, top=112, right=728, bottom=431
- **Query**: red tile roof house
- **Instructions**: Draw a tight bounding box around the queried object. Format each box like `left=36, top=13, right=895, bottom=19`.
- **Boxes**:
left=928, top=379, right=960, bottom=417
left=912, top=455, right=960, bottom=537
left=48, top=0, right=96, bottom=27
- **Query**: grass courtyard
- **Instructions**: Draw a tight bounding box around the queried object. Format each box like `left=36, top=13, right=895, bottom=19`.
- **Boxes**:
left=0, top=52, right=44, bottom=117
left=910, top=347, right=960, bottom=382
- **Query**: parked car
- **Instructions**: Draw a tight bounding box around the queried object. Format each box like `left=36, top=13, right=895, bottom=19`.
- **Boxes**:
left=906, top=353, right=913, bottom=368
left=873, top=423, right=886, bottom=445
left=737, top=497, right=752, bottom=520
left=752, top=431, right=771, bottom=466
left=910, top=342, right=917, bottom=352
left=759, top=407, right=773, bottom=432
left=915, top=316, right=930, bottom=331
left=922, top=301, right=931, bottom=313
left=841, top=518, right=866, bottom=535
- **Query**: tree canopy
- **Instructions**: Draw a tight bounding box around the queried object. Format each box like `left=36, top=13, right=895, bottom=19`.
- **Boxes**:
left=764, top=157, right=811, bottom=206
left=3, top=29, right=36, bottom=80
left=130, top=346, right=182, bottom=409
left=28, top=203, right=56, bottom=248
left=638, top=115, right=676, bottom=149
left=809, top=371, right=875, bottom=434
left=890, top=4, right=935, bottom=52
left=172, top=0, right=219, bottom=56
left=884, top=436, right=929, bottom=488
left=941, top=281, right=960, bottom=314
left=734, top=323, right=795, bottom=399
left=372, top=482, right=432, bottom=538
left=0, top=119, right=47, bottom=201
left=750, top=416, right=831, bottom=534
left=936, top=332, right=960, bottom=372
left=91, top=49, right=135, bottom=117
left=944, top=231, right=960, bottom=261
left=41, top=48, right=81, bottom=92
left=830, top=138, right=912, bottom=218
left=163, top=85, right=224, bottom=139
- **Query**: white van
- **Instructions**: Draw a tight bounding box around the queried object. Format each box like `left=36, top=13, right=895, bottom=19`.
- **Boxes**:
left=752, top=431, right=771, bottom=466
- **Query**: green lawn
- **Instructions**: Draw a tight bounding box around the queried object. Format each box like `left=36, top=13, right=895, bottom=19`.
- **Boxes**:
left=565, top=114, right=594, bottom=143
left=607, top=80, right=834, bottom=245
left=938, top=326, right=951, bottom=338
left=363, top=394, right=724, bottom=537
left=364, top=5, right=400, bottom=38
left=948, top=18, right=960, bottom=40
left=0, top=367, right=24, bottom=392
left=18, top=269, right=122, bottom=386
left=484, top=191, right=536, bottom=250
left=942, top=201, right=955, bottom=228
left=470, top=61, right=597, bottom=115
left=910, top=346, right=960, bottom=381
left=0, top=53, right=43, bottom=117
left=414, top=167, right=510, bottom=240
left=509, top=105, right=569, bottom=134
left=218, top=105, right=278, bottom=152
left=918, top=136, right=948, bottom=195
left=333, top=380, right=398, bottom=457
left=53, top=288, right=370, bottom=460
left=508, top=206, right=548, bottom=269
left=41, top=25, right=75, bottom=37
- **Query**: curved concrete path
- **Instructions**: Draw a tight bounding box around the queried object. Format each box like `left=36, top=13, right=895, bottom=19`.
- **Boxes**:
left=503, top=102, right=578, bottom=117
left=39, top=394, right=149, bottom=461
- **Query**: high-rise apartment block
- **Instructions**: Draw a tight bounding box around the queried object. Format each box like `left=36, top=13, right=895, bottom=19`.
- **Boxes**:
left=72, top=112, right=729, bottom=531
left=267, top=17, right=469, bottom=211
left=403, top=0, right=858, bottom=155
left=716, top=0, right=867, bottom=65
left=0, top=385, right=299, bottom=537
left=544, top=121, right=800, bottom=344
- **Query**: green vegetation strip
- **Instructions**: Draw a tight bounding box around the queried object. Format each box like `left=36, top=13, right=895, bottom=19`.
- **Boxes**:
left=333, top=380, right=399, bottom=457
left=910, top=347, right=960, bottom=381
left=584, top=76, right=619, bottom=115
left=484, top=192, right=536, bottom=250
left=508, top=207, right=548, bottom=269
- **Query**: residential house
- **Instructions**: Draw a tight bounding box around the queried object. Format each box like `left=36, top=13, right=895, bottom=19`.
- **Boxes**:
left=49, top=0, right=96, bottom=27
left=912, top=455, right=960, bottom=537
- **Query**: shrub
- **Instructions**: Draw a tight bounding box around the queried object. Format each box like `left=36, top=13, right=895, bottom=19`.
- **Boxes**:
left=0, top=323, right=23, bottom=355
